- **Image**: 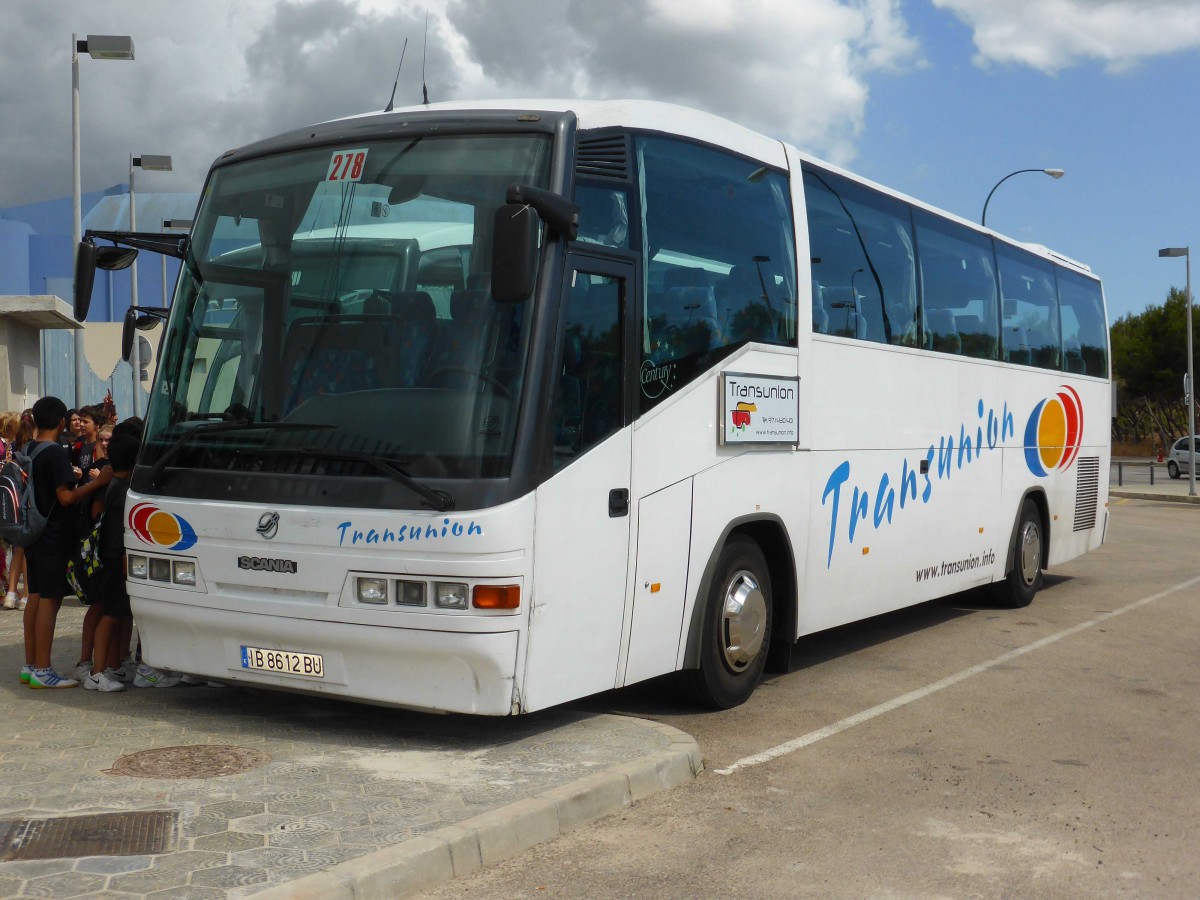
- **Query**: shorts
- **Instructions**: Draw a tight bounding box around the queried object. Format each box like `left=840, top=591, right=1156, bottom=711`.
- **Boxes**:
left=25, top=545, right=70, bottom=601
left=94, top=566, right=132, bottom=619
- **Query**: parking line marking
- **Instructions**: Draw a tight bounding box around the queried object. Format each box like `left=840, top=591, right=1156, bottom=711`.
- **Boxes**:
left=713, top=574, right=1200, bottom=776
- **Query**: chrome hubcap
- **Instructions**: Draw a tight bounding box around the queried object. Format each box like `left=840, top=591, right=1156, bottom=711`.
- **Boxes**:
left=720, top=569, right=766, bottom=673
left=1018, top=520, right=1041, bottom=586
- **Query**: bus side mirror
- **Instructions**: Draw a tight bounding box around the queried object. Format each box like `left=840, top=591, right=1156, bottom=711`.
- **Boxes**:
left=74, top=240, right=97, bottom=321
left=122, top=306, right=167, bottom=361
left=492, top=203, right=537, bottom=304
left=77, top=239, right=140, bottom=320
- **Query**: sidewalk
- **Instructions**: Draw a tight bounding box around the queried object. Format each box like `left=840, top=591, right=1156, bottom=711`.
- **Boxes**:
left=0, top=606, right=700, bottom=899
left=1109, top=461, right=1200, bottom=505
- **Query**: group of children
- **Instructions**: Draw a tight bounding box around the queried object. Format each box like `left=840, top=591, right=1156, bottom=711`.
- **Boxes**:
left=4, top=395, right=203, bottom=691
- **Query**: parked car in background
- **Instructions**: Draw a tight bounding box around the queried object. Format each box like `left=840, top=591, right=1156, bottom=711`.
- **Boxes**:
left=1166, top=435, right=1200, bottom=479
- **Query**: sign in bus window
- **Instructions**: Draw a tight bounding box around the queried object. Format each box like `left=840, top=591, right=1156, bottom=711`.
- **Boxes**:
left=720, top=372, right=799, bottom=445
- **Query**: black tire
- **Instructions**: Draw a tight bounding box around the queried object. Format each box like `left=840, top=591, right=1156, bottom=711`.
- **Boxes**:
left=994, top=499, right=1044, bottom=609
left=684, top=536, right=773, bottom=709
left=1168, top=460, right=1181, bottom=479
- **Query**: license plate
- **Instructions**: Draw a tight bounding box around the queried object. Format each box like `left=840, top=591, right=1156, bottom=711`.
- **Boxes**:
left=240, top=645, right=324, bottom=678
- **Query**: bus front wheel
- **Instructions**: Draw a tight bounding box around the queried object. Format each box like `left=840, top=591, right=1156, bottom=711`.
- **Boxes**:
left=685, top=536, right=773, bottom=709
left=995, top=499, right=1043, bottom=609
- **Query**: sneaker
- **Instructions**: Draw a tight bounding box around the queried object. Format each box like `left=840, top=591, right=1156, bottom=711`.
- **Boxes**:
left=28, top=668, right=79, bottom=689
left=19, top=664, right=33, bottom=684
left=74, top=661, right=93, bottom=682
left=85, top=671, right=127, bottom=692
left=133, top=665, right=183, bottom=688
left=17, top=596, right=27, bottom=610
left=109, top=663, right=135, bottom=683
left=3, top=592, right=16, bottom=610
left=180, top=674, right=204, bottom=685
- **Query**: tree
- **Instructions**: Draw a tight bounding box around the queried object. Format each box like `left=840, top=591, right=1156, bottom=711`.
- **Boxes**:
left=1111, top=287, right=1198, bottom=450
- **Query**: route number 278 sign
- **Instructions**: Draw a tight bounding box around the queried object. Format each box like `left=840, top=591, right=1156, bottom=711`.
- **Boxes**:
left=326, top=148, right=369, bottom=182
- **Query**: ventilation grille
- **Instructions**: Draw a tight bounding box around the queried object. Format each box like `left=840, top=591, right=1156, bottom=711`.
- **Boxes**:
left=576, top=133, right=630, bottom=181
left=1073, top=456, right=1100, bottom=532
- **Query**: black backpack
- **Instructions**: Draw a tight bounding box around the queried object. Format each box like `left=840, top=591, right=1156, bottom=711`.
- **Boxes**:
left=0, top=442, right=52, bottom=548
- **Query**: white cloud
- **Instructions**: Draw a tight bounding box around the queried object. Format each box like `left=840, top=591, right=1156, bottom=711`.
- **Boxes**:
left=0, top=0, right=919, bottom=208
left=933, top=0, right=1200, bottom=73
left=445, top=0, right=921, bottom=163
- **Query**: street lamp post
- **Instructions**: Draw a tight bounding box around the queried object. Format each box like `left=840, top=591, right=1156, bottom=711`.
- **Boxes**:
left=72, top=33, right=134, bottom=408
left=128, top=154, right=172, bottom=417
left=1158, top=247, right=1197, bottom=497
left=981, top=168, right=1065, bottom=228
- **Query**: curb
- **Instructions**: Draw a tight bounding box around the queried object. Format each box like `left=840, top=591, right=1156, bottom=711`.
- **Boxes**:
left=1110, top=489, right=1200, bottom=505
left=246, top=717, right=702, bottom=900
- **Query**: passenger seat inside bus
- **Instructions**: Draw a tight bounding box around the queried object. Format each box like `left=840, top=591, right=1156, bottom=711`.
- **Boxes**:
left=386, top=290, right=438, bottom=387
left=925, top=308, right=961, bottom=354
left=819, top=286, right=868, bottom=339
left=281, top=314, right=400, bottom=412
left=716, top=264, right=777, bottom=344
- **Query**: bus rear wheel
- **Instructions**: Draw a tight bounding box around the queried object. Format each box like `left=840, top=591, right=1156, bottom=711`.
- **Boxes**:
left=685, top=536, right=772, bottom=709
left=995, top=499, right=1043, bottom=609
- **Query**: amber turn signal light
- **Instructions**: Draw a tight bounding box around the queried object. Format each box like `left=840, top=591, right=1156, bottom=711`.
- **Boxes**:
left=472, top=584, right=521, bottom=609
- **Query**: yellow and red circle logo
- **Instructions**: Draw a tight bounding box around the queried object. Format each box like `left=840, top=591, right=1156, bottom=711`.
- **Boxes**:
left=1024, top=386, right=1083, bottom=477
left=128, top=503, right=198, bottom=551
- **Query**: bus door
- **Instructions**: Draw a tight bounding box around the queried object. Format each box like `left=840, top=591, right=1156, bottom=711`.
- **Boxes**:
left=525, top=255, right=635, bottom=710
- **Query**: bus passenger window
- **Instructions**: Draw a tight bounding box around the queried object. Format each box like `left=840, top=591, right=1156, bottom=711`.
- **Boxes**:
left=1056, top=266, right=1108, bottom=377
left=997, top=246, right=1060, bottom=371
left=553, top=271, right=622, bottom=468
left=803, top=166, right=919, bottom=347
left=913, top=209, right=1000, bottom=360
left=636, top=135, right=796, bottom=413
left=576, top=185, right=630, bottom=250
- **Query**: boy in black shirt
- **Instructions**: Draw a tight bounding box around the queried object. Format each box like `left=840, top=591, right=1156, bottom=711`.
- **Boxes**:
left=85, top=432, right=137, bottom=692
left=22, top=396, right=112, bottom=689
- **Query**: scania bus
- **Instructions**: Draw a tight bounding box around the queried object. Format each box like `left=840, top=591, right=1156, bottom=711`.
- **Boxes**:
left=75, top=99, right=1110, bottom=714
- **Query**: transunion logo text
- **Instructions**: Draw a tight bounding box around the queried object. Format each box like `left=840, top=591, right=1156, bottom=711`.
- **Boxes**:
left=336, top=518, right=484, bottom=546
left=821, top=399, right=1015, bottom=568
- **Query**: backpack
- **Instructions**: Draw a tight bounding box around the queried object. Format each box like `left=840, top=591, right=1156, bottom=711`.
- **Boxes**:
left=67, top=514, right=104, bottom=606
left=0, top=442, right=53, bottom=549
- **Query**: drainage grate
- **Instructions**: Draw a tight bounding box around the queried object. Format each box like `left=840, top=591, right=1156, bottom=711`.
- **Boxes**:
left=0, top=810, right=177, bottom=861
left=106, top=744, right=271, bottom=779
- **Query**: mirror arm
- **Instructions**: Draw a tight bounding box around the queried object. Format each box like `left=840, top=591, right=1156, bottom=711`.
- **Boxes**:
left=505, top=184, right=579, bottom=240
left=84, top=229, right=190, bottom=260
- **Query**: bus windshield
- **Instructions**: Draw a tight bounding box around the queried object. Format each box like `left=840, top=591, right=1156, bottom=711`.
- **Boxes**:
left=144, top=133, right=552, bottom=490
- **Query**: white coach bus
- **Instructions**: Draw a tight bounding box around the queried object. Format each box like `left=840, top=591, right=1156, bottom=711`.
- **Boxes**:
left=75, top=99, right=1110, bottom=714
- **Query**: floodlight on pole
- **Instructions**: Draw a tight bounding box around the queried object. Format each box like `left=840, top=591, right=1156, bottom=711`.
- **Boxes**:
left=128, top=153, right=172, bottom=417
left=981, top=168, right=1065, bottom=228
left=1159, top=246, right=1196, bottom=497
left=71, top=32, right=134, bottom=408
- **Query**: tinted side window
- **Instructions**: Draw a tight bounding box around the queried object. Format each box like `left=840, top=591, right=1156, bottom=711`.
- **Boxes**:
left=636, top=136, right=796, bottom=412
left=553, top=270, right=623, bottom=468
left=913, top=209, right=1000, bottom=360
left=1056, top=266, right=1108, bottom=377
left=996, top=244, right=1060, bottom=370
left=805, top=166, right=919, bottom=347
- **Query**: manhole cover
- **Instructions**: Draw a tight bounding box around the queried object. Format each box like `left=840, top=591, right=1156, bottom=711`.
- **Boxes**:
left=0, top=810, right=177, bottom=860
left=106, top=744, right=271, bottom=779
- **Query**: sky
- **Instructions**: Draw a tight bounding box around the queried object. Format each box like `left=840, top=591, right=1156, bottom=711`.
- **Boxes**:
left=3, top=0, right=1200, bottom=323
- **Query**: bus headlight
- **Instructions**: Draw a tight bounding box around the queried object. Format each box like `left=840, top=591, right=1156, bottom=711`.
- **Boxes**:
left=356, top=577, right=389, bottom=604
left=172, top=560, right=197, bottom=586
left=128, top=554, right=149, bottom=579
left=434, top=582, right=469, bottom=609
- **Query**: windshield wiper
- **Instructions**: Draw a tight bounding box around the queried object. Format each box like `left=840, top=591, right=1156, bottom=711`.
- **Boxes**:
left=295, top=447, right=455, bottom=511
left=146, top=421, right=335, bottom=488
